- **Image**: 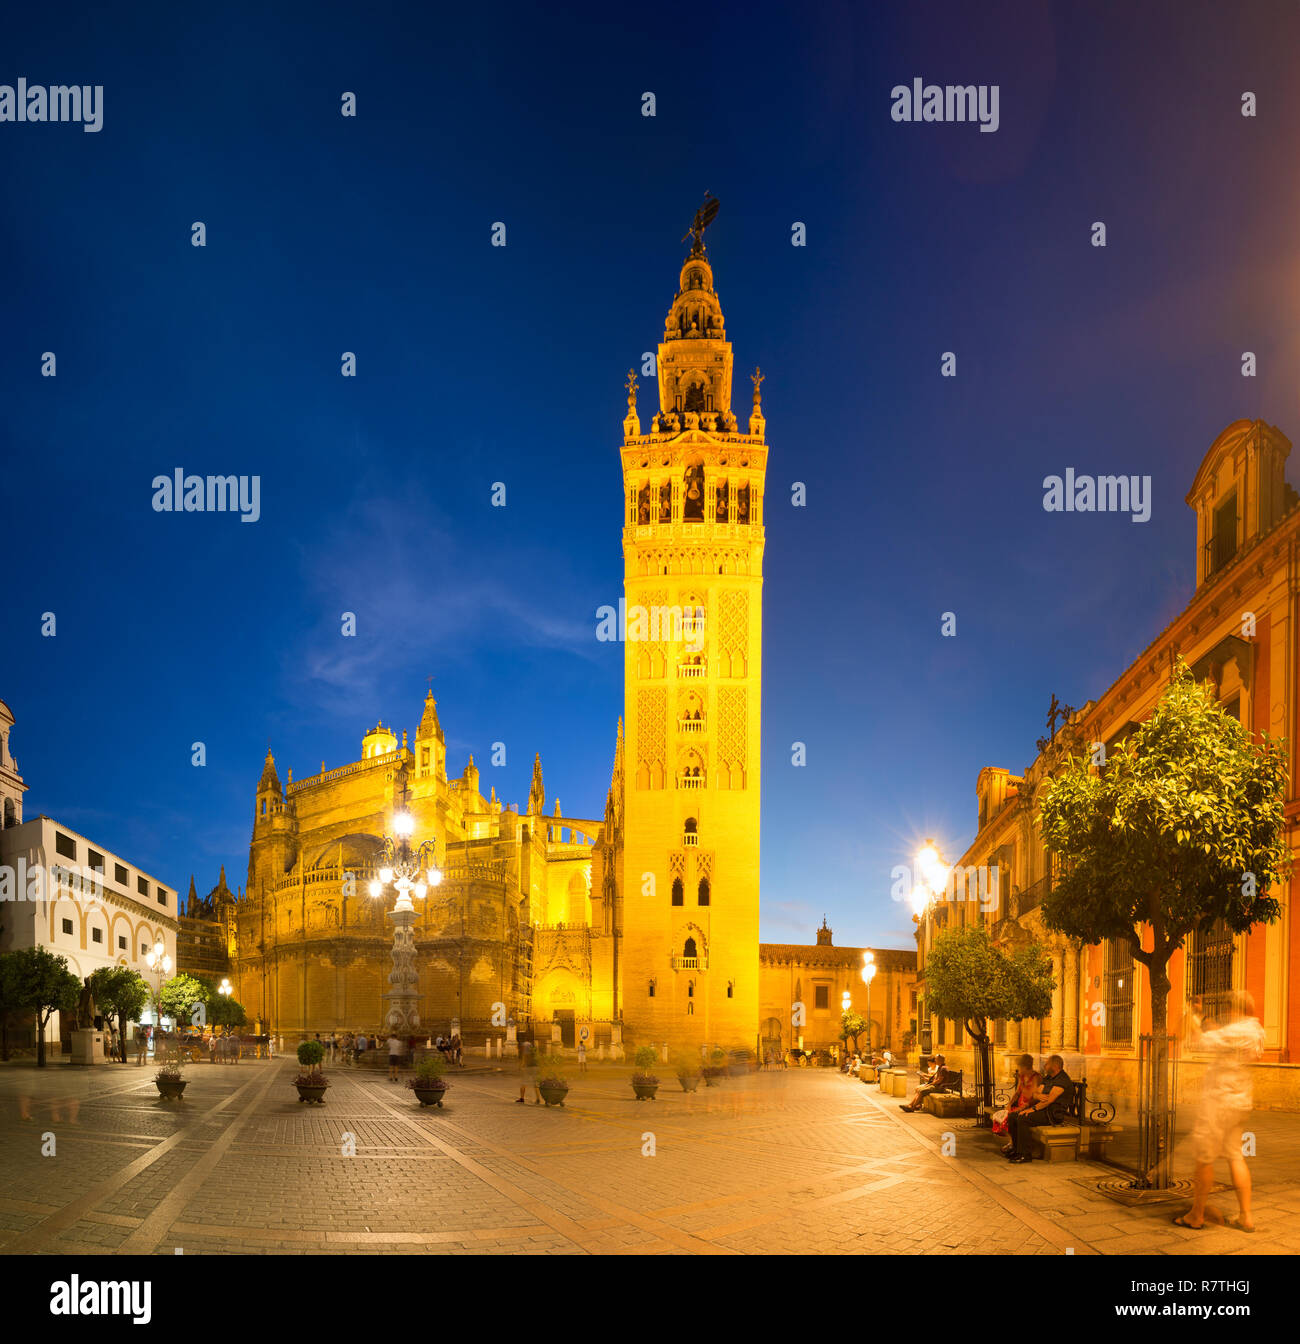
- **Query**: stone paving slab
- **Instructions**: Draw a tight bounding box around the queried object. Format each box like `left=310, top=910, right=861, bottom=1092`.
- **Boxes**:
left=0, top=1057, right=1291, bottom=1255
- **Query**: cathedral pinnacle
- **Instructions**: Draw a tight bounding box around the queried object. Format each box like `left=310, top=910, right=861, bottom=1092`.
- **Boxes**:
left=258, top=747, right=280, bottom=791
left=623, top=368, right=640, bottom=439
left=749, top=365, right=767, bottom=437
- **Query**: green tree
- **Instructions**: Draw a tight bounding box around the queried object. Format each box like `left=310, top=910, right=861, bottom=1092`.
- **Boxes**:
left=209, top=995, right=247, bottom=1029
left=5, top=946, right=81, bottom=1067
left=1039, top=658, right=1289, bottom=1187
left=157, top=973, right=210, bottom=1028
left=923, top=925, right=1055, bottom=1113
left=839, top=1008, right=868, bottom=1053
left=88, top=966, right=150, bottom=1063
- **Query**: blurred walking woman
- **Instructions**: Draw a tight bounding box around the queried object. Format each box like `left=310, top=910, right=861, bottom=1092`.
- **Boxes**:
left=1174, top=989, right=1266, bottom=1232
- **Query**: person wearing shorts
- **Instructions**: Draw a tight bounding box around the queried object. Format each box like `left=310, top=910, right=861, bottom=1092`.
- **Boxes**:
left=1175, top=990, right=1266, bottom=1232
left=387, top=1034, right=403, bottom=1081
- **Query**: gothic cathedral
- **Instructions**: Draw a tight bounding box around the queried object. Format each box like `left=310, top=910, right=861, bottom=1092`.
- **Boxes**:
left=225, top=220, right=768, bottom=1053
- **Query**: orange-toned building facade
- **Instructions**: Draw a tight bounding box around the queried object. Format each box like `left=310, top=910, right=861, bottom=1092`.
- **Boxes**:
left=915, top=419, right=1300, bottom=1110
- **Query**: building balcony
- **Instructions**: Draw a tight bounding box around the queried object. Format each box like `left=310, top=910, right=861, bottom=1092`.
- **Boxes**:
left=677, top=774, right=705, bottom=790
left=1015, top=876, right=1051, bottom=918
left=678, top=717, right=706, bottom=733
left=681, top=616, right=705, bottom=639
left=683, top=832, right=699, bottom=847
left=670, top=955, right=707, bottom=970
left=678, top=663, right=707, bottom=679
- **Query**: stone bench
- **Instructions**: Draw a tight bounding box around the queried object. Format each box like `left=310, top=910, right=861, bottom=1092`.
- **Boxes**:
left=881, top=1068, right=908, bottom=1097
left=1026, top=1122, right=1124, bottom=1162
left=923, top=1091, right=977, bottom=1118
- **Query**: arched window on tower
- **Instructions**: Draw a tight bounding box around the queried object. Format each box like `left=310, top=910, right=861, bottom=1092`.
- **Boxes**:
left=637, top=483, right=652, bottom=525
left=658, top=482, right=672, bottom=523
left=736, top=483, right=750, bottom=522
left=698, top=877, right=711, bottom=907
left=684, top=381, right=705, bottom=414
left=671, top=877, right=684, bottom=906
left=683, top=462, right=705, bottom=520
left=684, top=936, right=698, bottom=960
left=716, top=482, right=729, bottom=522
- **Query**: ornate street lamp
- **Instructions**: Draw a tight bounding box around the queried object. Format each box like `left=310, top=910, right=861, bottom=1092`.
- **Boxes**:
left=912, top=841, right=948, bottom=1055
left=861, top=951, right=876, bottom=1050
left=144, top=941, right=172, bottom=1054
left=368, top=809, right=442, bottom=1035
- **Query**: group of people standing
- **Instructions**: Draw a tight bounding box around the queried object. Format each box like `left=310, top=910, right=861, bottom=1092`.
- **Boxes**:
left=310, top=1030, right=465, bottom=1071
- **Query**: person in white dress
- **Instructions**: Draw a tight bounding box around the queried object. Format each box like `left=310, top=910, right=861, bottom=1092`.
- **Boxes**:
left=1176, top=989, right=1265, bottom=1232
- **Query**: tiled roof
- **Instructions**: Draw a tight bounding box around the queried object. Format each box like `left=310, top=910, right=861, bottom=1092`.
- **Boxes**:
left=759, top=943, right=915, bottom=970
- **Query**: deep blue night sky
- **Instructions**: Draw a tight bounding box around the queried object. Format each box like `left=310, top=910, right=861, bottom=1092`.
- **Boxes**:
left=5, top=1, right=1300, bottom=949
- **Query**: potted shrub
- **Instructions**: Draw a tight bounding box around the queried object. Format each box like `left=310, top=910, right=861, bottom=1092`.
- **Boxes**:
left=537, top=1054, right=569, bottom=1107
left=294, top=1041, right=328, bottom=1104
left=673, top=1054, right=702, bottom=1093
left=154, top=1061, right=186, bottom=1100
left=702, top=1046, right=727, bottom=1085
left=631, top=1046, right=660, bottom=1101
left=407, top=1055, right=450, bottom=1108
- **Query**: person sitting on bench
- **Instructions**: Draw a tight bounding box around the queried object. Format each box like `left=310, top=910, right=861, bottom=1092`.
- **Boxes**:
left=900, top=1054, right=952, bottom=1112
left=1005, top=1055, right=1074, bottom=1162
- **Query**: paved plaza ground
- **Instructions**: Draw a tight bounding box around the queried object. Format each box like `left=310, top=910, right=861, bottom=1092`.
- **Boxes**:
left=0, top=1056, right=1296, bottom=1255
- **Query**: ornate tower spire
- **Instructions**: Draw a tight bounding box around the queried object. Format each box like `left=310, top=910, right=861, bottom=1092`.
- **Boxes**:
left=528, top=752, right=545, bottom=817
left=648, top=204, right=737, bottom=437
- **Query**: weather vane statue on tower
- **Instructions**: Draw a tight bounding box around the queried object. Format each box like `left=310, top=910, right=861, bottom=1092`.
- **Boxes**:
left=682, top=193, right=720, bottom=257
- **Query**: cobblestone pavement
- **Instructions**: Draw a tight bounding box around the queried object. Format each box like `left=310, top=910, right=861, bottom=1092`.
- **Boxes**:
left=0, top=1059, right=1293, bottom=1255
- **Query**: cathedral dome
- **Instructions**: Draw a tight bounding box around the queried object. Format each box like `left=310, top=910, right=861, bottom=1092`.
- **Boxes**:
left=362, top=722, right=397, bottom=758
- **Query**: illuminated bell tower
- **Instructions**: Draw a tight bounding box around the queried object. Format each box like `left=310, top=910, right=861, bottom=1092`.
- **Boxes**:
left=619, top=204, right=767, bottom=1049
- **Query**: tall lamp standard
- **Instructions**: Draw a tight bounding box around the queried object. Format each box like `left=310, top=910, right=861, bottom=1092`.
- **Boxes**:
left=368, top=809, right=442, bottom=1037
left=840, top=989, right=852, bottom=1063
left=910, top=840, right=949, bottom=1056
left=144, top=941, right=172, bottom=1056
left=861, top=951, right=876, bottom=1051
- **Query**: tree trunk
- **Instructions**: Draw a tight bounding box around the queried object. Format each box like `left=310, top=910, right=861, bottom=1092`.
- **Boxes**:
left=36, top=1010, right=47, bottom=1067
left=1147, top=963, right=1172, bottom=1190
left=965, top=1018, right=994, bottom=1120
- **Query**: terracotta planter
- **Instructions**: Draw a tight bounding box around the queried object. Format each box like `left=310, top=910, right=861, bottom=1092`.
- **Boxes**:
left=412, top=1083, right=448, bottom=1108
left=631, top=1080, right=659, bottom=1101
left=702, top=1066, right=724, bottom=1086
left=295, top=1084, right=327, bottom=1104
left=539, top=1083, right=568, bottom=1107
left=677, top=1075, right=700, bottom=1093
left=155, top=1079, right=186, bottom=1101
